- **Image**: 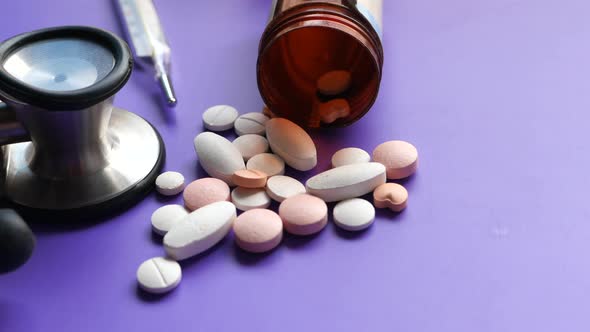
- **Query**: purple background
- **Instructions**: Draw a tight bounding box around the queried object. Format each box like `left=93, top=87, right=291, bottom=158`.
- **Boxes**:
left=2, top=0, right=590, bottom=331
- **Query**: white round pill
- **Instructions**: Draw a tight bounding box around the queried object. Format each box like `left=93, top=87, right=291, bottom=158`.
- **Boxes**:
left=231, top=187, right=271, bottom=211
left=331, top=147, right=371, bottom=168
left=234, top=112, right=269, bottom=136
left=155, top=171, right=185, bottom=196
left=333, top=198, right=375, bottom=231
left=136, top=257, right=182, bottom=294
left=202, top=105, right=239, bottom=131
left=317, top=70, right=352, bottom=95
left=266, top=175, right=306, bottom=202
left=246, top=153, right=285, bottom=177
left=232, top=134, right=269, bottom=161
left=151, top=205, right=189, bottom=236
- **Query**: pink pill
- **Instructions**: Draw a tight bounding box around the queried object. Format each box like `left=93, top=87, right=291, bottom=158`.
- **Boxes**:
left=183, top=178, right=230, bottom=211
left=278, top=194, right=328, bottom=236
left=233, top=209, right=283, bottom=253
left=372, top=140, right=418, bottom=180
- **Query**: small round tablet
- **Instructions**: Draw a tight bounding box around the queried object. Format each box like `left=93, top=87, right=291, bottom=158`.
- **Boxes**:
left=232, top=134, right=269, bottom=161
left=373, top=183, right=408, bottom=212
left=234, top=112, right=269, bottom=136
left=233, top=169, right=268, bottom=188
left=183, top=178, right=231, bottom=211
left=333, top=198, right=375, bottom=231
left=319, top=99, right=351, bottom=124
left=155, top=171, right=185, bottom=196
left=372, top=140, right=418, bottom=180
left=265, top=175, right=306, bottom=202
left=279, top=194, right=328, bottom=236
left=233, top=209, right=283, bottom=253
left=246, top=153, right=285, bottom=177
left=202, top=105, right=239, bottom=131
left=136, top=257, right=182, bottom=294
left=151, top=205, right=189, bottom=236
left=231, top=187, right=271, bottom=211
left=331, top=147, right=371, bottom=168
left=317, top=70, right=352, bottom=95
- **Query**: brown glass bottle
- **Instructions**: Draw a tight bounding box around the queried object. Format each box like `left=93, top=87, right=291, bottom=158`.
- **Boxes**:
left=257, top=0, right=383, bottom=128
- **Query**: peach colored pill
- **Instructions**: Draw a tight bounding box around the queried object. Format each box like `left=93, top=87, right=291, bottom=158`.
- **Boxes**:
left=372, top=140, right=418, bottom=180
left=279, top=194, right=328, bottom=236
left=373, top=183, right=408, bottom=212
left=232, top=169, right=268, bottom=188
left=183, top=178, right=230, bottom=211
left=319, top=98, right=350, bottom=124
left=233, top=209, right=283, bottom=253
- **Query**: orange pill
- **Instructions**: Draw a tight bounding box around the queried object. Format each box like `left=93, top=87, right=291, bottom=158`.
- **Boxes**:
left=232, top=169, right=268, bottom=188
left=373, top=183, right=408, bottom=212
left=372, top=140, right=418, bottom=180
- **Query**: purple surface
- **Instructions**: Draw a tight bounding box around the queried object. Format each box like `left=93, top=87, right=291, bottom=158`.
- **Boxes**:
left=2, top=0, right=590, bottom=331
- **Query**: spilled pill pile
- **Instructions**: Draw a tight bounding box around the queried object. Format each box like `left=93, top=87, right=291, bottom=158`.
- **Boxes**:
left=137, top=104, right=418, bottom=294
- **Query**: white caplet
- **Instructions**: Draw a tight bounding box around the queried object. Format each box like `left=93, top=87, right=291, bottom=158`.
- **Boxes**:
left=194, top=132, right=245, bottom=185
left=305, top=162, right=386, bottom=202
left=164, top=201, right=237, bottom=260
left=265, top=118, right=317, bottom=171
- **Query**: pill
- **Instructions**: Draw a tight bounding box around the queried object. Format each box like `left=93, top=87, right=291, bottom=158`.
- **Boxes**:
left=136, top=257, right=182, bottom=294
left=306, top=162, right=386, bottom=202
left=164, top=201, right=236, bottom=260
left=202, top=105, right=239, bottom=131
left=372, top=140, right=418, bottom=179
left=232, top=134, right=269, bottom=161
left=373, top=183, right=408, bottom=212
left=233, top=209, right=283, bottom=253
left=231, top=187, right=271, bottom=211
left=333, top=198, right=375, bottom=231
left=232, top=169, right=268, bottom=188
left=155, top=171, right=185, bottom=196
left=317, top=70, right=351, bottom=95
left=265, top=175, right=306, bottom=202
left=279, top=194, right=328, bottom=236
left=194, top=132, right=246, bottom=185
left=331, top=147, right=371, bottom=168
left=246, top=153, right=285, bottom=177
left=183, top=177, right=231, bottom=211
left=234, top=112, right=269, bottom=136
left=319, top=98, right=351, bottom=124
left=0, top=209, right=35, bottom=273
left=151, top=204, right=190, bottom=236
left=265, top=118, right=317, bottom=171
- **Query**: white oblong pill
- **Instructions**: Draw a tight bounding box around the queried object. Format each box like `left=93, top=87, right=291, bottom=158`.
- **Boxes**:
left=151, top=204, right=189, bottom=236
left=164, top=201, right=236, bottom=260
left=194, top=132, right=246, bottom=185
left=319, top=98, right=351, bottom=124
left=155, top=171, right=185, bottom=196
left=331, top=147, right=371, bottom=168
left=265, top=175, right=306, bottom=202
left=246, top=153, right=285, bottom=177
left=317, top=70, right=351, bottom=95
left=333, top=198, right=375, bottom=231
left=232, top=134, right=269, bottom=161
left=265, top=118, right=317, bottom=171
left=305, top=162, right=386, bottom=202
left=202, top=105, right=239, bottom=131
left=231, top=187, right=271, bottom=211
left=137, top=257, right=182, bottom=294
left=234, top=112, right=269, bottom=136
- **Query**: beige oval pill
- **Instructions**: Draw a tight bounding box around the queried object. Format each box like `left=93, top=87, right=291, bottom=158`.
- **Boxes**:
left=233, top=209, right=283, bottom=253
left=373, top=183, right=408, bottom=212
left=136, top=257, right=182, bottom=294
left=233, top=134, right=269, bottom=161
left=233, top=169, right=268, bottom=188
left=317, top=70, right=352, bottom=95
left=194, top=132, right=246, bottom=185
left=246, top=153, right=285, bottom=177
left=279, top=194, right=327, bottom=236
left=231, top=187, right=271, bottom=211
left=265, top=175, right=306, bottom=202
left=319, top=98, right=351, bottom=124
left=331, top=147, right=371, bottom=168
left=266, top=118, right=317, bottom=171
left=372, top=140, right=418, bottom=180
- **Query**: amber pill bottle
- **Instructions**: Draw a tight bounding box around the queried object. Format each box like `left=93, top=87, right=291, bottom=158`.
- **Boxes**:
left=257, top=0, right=383, bottom=128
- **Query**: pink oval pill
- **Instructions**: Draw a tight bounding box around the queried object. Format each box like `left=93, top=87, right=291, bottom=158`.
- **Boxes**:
left=183, top=178, right=230, bottom=211
left=233, top=209, right=283, bottom=253
left=372, top=140, right=418, bottom=180
left=279, top=194, right=328, bottom=236
left=232, top=169, right=268, bottom=188
left=373, top=183, right=408, bottom=212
